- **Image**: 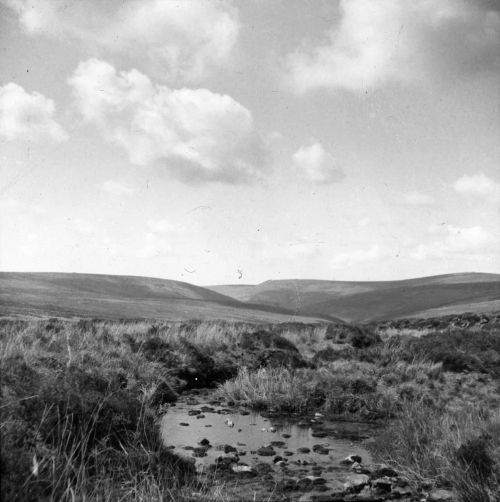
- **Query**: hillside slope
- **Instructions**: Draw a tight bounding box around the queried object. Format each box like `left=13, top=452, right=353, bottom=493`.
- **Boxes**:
left=209, top=273, right=500, bottom=322
left=0, top=272, right=325, bottom=323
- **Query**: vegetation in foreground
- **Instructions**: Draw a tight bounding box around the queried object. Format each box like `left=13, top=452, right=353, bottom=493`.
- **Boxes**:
left=1, top=314, right=499, bottom=501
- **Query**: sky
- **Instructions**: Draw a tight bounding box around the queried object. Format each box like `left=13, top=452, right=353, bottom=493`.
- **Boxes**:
left=0, top=0, right=499, bottom=285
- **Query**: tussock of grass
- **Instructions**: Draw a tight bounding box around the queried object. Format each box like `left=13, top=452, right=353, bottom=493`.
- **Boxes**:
left=217, top=358, right=445, bottom=419
left=217, top=367, right=318, bottom=412
left=372, top=402, right=500, bottom=501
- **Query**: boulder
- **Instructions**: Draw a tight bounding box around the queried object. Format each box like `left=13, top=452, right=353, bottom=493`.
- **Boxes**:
left=344, top=474, right=369, bottom=493
left=429, top=489, right=455, bottom=501
left=340, top=454, right=362, bottom=465
left=231, top=464, right=257, bottom=477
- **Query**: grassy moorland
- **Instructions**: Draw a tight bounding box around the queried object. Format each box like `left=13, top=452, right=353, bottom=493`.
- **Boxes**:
left=1, top=314, right=500, bottom=501
left=210, top=272, right=500, bottom=321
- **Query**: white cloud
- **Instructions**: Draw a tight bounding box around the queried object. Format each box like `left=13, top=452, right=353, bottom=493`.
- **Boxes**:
left=453, top=173, right=500, bottom=198
left=411, top=225, right=498, bottom=260
left=330, top=244, right=383, bottom=270
left=68, top=59, right=267, bottom=184
left=402, top=191, right=435, bottom=206
left=100, top=180, right=135, bottom=197
left=292, top=141, right=344, bottom=184
left=285, top=0, right=500, bottom=93
left=4, top=0, right=238, bottom=83
left=0, top=83, right=67, bottom=141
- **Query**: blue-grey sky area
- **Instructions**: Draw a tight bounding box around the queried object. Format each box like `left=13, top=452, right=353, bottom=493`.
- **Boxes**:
left=1, top=0, right=499, bottom=284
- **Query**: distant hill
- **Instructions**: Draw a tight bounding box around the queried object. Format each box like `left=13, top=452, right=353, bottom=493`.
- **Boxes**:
left=209, top=273, right=500, bottom=322
left=0, top=272, right=325, bottom=323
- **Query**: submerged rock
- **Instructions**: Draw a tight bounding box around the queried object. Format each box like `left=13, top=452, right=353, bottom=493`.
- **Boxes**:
left=311, top=431, right=328, bottom=438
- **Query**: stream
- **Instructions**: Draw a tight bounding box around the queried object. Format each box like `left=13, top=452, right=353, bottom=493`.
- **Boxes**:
left=161, top=390, right=381, bottom=500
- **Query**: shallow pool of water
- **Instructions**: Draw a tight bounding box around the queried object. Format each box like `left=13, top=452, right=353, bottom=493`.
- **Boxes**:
left=161, top=391, right=378, bottom=493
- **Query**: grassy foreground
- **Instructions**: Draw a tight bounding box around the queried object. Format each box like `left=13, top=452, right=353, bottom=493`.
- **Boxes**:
left=1, top=315, right=500, bottom=501
left=218, top=318, right=500, bottom=500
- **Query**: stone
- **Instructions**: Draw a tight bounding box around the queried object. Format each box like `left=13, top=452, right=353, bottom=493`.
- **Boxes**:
left=306, top=476, right=327, bottom=485
left=283, top=451, right=294, bottom=456
left=297, top=477, right=313, bottom=490
left=282, top=433, right=292, bottom=438
left=271, top=440, right=287, bottom=447
left=192, top=447, right=207, bottom=458
left=199, top=438, right=210, bottom=446
left=179, top=422, right=190, bottom=426
left=231, top=464, right=256, bottom=477
left=188, top=409, right=201, bottom=416
left=340, top=454, right=362, bottom=465
left=372, top=477, right=393, bottom=492
left=257, top=446, right=276, bottom=456
left=311, top=431, right=328, bottom=438
left=429, top=489, right=455, bottom=501
left=195, top=414, right=205, bottom=419
left=239, top=409, right=250, bottom=415
left=371, top=463, right=398, bottom=478
left=392, top=485, right=413, bottom=497
left=298, top=447, right=311, bottom=453
left=343, top=474, right=370, bottom=493
left=224, top=444, right=237, bottom=454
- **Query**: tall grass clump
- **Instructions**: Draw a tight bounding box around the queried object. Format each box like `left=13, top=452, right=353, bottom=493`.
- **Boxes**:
left=0, top=319, right=198, bottom=501
left=217, top=367, right=318, bottom=412
left=372, top=401, right=500, bottom=501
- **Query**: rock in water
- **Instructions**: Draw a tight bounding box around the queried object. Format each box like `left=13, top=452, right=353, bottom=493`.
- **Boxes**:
left=343, top=474, right=369, bottom=493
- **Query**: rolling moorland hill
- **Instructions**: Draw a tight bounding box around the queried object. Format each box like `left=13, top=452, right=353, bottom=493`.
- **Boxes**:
left=209, top=272, right=500, bottom=322
left=0, top=272, right=326, bottom=323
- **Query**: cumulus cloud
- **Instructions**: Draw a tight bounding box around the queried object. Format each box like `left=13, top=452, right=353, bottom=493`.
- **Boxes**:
left=3, top=0, right=238, bottom=83
left=411, top=225, right=498, bottom=260
left=453, top=173, right=500, bottom=198
left=0, top=83, right=67, bottom=141
left=285, top=0, right=500, bottom=93
left=402, top=191, right=435, bottom=206
left=330, top=244, right=383, bottom=270
left=292, top=141, right=344, bottom=184
left=68, top=59, right=267, bottom=184
left=100, top=180, right=135, bottom=197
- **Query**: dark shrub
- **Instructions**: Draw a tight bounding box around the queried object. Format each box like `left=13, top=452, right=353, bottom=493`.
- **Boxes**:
left=456, top=436, right=494, bottom=480
left=150, top=380, right=178, bottom=406
left=256, top=349, right=307, bottom=369
left=349, top=327, right=382, bottom=349
left=239, top=330, right=299, bottom=353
